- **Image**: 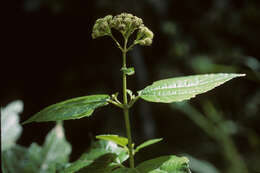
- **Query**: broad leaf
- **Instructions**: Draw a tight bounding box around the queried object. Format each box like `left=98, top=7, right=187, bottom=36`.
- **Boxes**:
left=60, top=140, right=128, bottom=173
left=96, top=135, right=128, bottom=148
left=2, top=145, right=35, bottom=173
left=135, top=138, right=163, bottom=154
left=2, top=123, right=71, bottom=173
left=1, top=100, right=23, bottom=151
left=27, top=123, right=71, bottom=173
left=76, top=153, right=118, bottom=173
left=138, top=73, right=245, bottom=103
left=136, top=155, right=191, bottom=173
left=22, top=94, right=110, bottom=124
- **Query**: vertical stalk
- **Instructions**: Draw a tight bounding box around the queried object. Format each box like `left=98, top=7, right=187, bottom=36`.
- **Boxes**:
left=122, top=38, right=135, bottom=168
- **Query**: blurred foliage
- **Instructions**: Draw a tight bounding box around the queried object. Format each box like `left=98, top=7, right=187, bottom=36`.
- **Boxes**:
left=3, top=0, right=260, bottom=172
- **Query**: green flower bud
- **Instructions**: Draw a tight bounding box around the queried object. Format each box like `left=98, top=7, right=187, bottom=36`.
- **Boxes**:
left=92, top=15, right=112, bottom=39
left=92, top=13, right=154, bottom=47
left=135, top=26, right=154, bottom=46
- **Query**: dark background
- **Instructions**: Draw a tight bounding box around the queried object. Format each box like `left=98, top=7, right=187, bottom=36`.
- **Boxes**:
left=3, top=0, right=260, bottom=172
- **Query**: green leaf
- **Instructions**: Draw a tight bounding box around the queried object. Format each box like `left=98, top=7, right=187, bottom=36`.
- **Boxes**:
left=2, top=123, right=71, bottom=173
left=22, top=94, right=110, bottom=124
left=111, top=168, right=138, bottom=173
left=60, top=140, right=128, bottom=173
left=1, top=100, right=23, bottom=151
left=26, top=123, right=71, bottom=173
left=136, top=155, right=191, bottom=173
left=121, top=67, right=135, bottom=76
left=135, top=138, right=163, bottom=154
left=138, top=73, right=245, bottom=103
left=2, top=145, right=34, bottom=173
left=186, top=155, right=220, bottom=173
left=96, top=135, right=128, bottom=148
left=76, top=153, right=118, bottom=173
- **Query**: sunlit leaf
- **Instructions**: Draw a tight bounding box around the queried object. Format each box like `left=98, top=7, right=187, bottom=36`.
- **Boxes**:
left=136, top=155, right=191, bottom=173
left=138, top=73, right=245, bottom=103
left=135, top=138, right=163, bottom=154
left=22, top=95, right=110, bottom=124
left=96, top=135, right=128, bottom=148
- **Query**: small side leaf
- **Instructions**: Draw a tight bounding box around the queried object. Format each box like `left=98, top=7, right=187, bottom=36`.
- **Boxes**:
left=138, top=73, right=245, bottom=103
left=136, top=155, right=191, bottom=173
left=22, top=94, right=110, bottom=124
left=121, top=67, right=135, bottom=76
left=96, top=135, right=128, bottom=148
left=135, top=138, right=163, bottom=154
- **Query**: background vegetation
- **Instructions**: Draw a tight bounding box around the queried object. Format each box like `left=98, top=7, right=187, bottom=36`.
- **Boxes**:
left=3, top=0, right=260, bottom=172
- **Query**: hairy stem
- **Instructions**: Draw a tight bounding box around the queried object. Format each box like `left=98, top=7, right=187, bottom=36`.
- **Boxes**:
left=122, top=38, right=135, bottom=168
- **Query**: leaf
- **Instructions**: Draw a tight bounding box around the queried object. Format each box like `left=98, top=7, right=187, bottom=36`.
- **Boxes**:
left=96, top=135, right=128, bottom=148
left=1, top=100, right=23, bottom=151
left=76, top=153, right=118, bottom=173
left=138, top=73, right=245, bottom=103
left=121, top=67, right=135, bottom=76
left=22, top=94, right=110, bottom=124
left=111, top=168, right=138, bottom=173
left=40, top=123, right=72, bottom=165
left=26, top=123, right=72, bottom=173
left=185, top=154, right=220, bottom=173
left=60, top=140, right=128, bottom=173
left=2, top=145, right=34, bottom=173
left=136, top=155, right=191, bottom=173
left=135, top=138, right=163, bottom=154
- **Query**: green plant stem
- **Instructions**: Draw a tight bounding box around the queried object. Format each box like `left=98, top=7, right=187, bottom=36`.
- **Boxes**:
left=122, top=38, right=135, bottom=168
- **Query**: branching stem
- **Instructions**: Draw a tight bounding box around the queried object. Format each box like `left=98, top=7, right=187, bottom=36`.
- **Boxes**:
left=122, top=37, right=135, bottom=168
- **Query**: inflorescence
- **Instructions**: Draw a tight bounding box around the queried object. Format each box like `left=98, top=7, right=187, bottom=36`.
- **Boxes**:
left=92, top=13, right=153, bottom=47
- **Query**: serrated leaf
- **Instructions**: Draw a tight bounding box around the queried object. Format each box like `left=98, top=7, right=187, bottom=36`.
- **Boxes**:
left=60, top=140, right=128, bottom=173
left=96, top=135, right=128, bottom=148
left=22, top=94, right=110, bottom=124
left=138, top=73, right=245, bottom=103
left=135, top=138, right=163, bottom=154
left=136, top=155, right=191, bottom=173
left=1, top=100, right=23, bottom=151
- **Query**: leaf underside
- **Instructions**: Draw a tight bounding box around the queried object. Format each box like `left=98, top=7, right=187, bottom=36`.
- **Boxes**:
left=138, top=73, right=245, bottom=103
left=22, top=95, right=110, bottom=124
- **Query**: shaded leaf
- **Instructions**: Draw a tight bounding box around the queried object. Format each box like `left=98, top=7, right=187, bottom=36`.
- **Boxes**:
left=60, top=140, right=128, bottom=173
left=111, top=168, right=138, bottom=173
left=136, top=155, right=191, bottom=173
left=135, top=138, right=163, bottom=154
left=1, top=100, right=23, bottom=151
left=138, top=73, right=245, bottom=103
left=186, top=155, right=220, bottom=173
left=22, top=95, right=110, bottom=124
left=77, top=153, right=118, bottom=173
left=96, top=135, right=128, bottom=148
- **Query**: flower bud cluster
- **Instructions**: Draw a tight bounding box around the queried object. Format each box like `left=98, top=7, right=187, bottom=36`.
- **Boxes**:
left=135, top=25, right=154, bottom=46
left=92, top=15, right=113, bottom=39
left=92, top=13, right=153, bottom=46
